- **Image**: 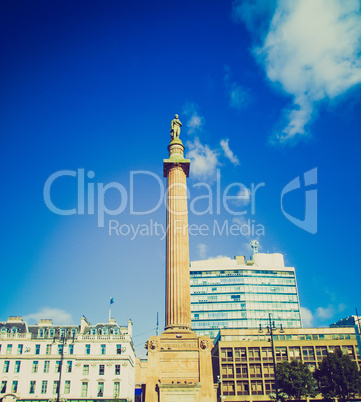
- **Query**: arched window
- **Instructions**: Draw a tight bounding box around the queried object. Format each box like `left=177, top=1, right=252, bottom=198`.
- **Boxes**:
left=1, top=327, right=8, bottom=333
left=11, top=327, right=18, bottom=334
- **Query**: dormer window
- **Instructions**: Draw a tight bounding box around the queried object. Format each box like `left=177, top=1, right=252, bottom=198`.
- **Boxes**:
left=90, top=328, right=97, bottom=336
left=38, top=329, right=44, bottom=337
left=49, top=329, right=55, bottom=338
left=11, top=327, right=18, bottom=334
left=1, top=327, right=8, bottom=334
left=101, top=327, right=109, bottom=336
left=71, top=329, right=77, bottom=338
left=60, top=328, right=66, bottom=337
left=113, top=328, right=120, bottom=335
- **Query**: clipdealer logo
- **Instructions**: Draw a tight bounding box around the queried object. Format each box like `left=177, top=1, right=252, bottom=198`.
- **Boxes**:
left=43, top=168, right=318, bottom=236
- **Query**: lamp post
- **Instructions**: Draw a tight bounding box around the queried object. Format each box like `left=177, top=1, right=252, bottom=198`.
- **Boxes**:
left=259, top=313, right=284, bottom=402
left=53, top=332, right=74, bottom=402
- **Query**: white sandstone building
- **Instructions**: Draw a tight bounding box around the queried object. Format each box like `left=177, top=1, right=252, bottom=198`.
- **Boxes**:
left=0, top=315, right=135, bottom=402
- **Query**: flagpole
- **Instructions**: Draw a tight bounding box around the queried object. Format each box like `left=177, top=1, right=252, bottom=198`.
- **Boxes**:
left=109, top=298, right=114, bottom=322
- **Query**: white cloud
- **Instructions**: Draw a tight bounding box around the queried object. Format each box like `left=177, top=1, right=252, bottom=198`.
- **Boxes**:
left=316, top=304, right=335, bottom=320
left=186, top=137, right=219, bottom=181
left=183, top=102, right=205, bottom=134
left=24, top=307, right=73, bottom=325
left=300, top=306, right=314, bottom=327
left=197, top=243, right=208, bottom=259
left=220, top=139, right=240, bottom=166
left=234, top=0, right=361, bottom=144
left=224, top=66, right=250, bottom=110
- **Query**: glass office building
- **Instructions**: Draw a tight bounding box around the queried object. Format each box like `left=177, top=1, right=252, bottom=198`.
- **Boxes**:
left=190, top=253, right=302, bottom=338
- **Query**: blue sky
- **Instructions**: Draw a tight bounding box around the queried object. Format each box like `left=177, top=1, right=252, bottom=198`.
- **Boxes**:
left=1, top=0, right=361, bottom=358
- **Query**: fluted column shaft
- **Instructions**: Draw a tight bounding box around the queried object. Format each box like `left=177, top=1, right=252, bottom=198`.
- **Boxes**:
left=163, top=140, right=191, bottom=330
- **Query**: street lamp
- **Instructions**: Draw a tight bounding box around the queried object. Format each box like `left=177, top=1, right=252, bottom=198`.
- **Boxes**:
left=53, top=332, right=74, bottom=402
left=259, top=313, right=284, bottom=402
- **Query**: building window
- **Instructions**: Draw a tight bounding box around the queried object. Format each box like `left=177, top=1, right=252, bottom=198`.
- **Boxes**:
left=41, top=380, right=48, bottom=394
left=29, top=381, right=36, bottom=394
left=113, top=327, right=120, bottom=335
left=221, top=364, right=234, bottom=379
left=83, top=364, right=89, bottom=375
left=236, top=380, right=249, bottom=395
left=67, top=361, right=72, bottom=373
left=263, top=363, right=274, bottom=378
left=46, top=344, right=52, bottom=355
left=115, top=364, right=120, bottom=375
left=223, top=381, right=235, bottom=396
left=234, top=347, right=247, bottom=361
left=32, top=361, right=39, bottom=373
left=90, top=328, right=97, bottom=336
left=102, top=327, right=109, bottom=335
left=265, top=380, right=275, bottom=395
left=71, top=329, right=77, bottom=338
left=3, top=361, right=10, bottom=373
left=85, top=344, right=91, bottom=355
left=58, top=345, right=63, bottom=355
left=1, top=381, right=7, bottom=394
left=55, top=361, right=61, bottom=373
left=69, top=344, right=74, bottom=355
left=64, top=380, right=70, bottom=394
left=249, top=364, right=262, bottom=378
left=1, top=327, right=7, bottom=334
left=249, top=348, right=261, bottom=361
left=97, top=382, right=104, bottom=397
left=60, top=328, right=65, bottom=337
left=235, top=364, right=248, bottom=378
left=11, top=380, right=18, bottom=393
left=53, top=381, right=59, bottom=395
left=101, top=344, right=106, bottom=355
left=44, top=361, right=50, bottom=373
left=38, top=329, right=44, bottom=337
left=251, top=380, right=263, bottom=395
left=289, top=347, right=301, bottom=359
left=81, top=382, right=88, bottom=397
left=99, top=364, right=105, bottom=375
left=302, top=346, right=315, bottom=361
left=221, top=348, right=233, bottom=362
left=276, top=347, right=288, bottom=361
left=10, top=327, right=17, bottom=334
left=262, top=347, right=272, bottom=361
left=35, top=344, right=40, bottom=355
left=117, top=344, right=122, bottom=354
left=49, top=329, right=55, bottom=337
left=316, top=346, right=328, bottom=359
left=14, top=361, right=21, bottom=373
left=6, top=344, right=12, bottom=354
left=114, top=382, right=120, bottom=397
left=17, top=344, right=23, bottom=355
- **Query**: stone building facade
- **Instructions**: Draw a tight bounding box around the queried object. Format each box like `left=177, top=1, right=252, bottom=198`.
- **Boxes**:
left=212, top=327, right=361, bottom=401
left=0, top=316, right=135, bottom=402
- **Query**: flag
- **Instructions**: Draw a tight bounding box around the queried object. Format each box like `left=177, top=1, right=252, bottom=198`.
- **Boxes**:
left=110, top=298, right=114, bottom=305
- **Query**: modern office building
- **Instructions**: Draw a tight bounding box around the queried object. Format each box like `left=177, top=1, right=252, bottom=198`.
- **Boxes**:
left=212, top=326, right=361, bottom=401
left=0, top=315, right=135, bottom=402
left=190, top=252, right=302, bottom=338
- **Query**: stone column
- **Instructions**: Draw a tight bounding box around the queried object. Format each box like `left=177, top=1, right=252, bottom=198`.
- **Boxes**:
left=163, top=138, right=191, bottom=330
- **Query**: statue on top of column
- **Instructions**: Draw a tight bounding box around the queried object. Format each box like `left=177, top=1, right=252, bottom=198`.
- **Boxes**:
left=170, top=114, right=182, bottom=140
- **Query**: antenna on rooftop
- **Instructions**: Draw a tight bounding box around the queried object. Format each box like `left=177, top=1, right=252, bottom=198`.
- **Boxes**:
left=250, top=240, right=259, bottom=257
left=156, top=312, right=159, bottom=336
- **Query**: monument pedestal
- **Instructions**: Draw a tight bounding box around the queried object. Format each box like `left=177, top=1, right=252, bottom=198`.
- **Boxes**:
left=144, top=329, right=215, bottom=402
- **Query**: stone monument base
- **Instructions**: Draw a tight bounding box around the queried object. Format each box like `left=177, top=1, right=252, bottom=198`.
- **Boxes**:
left=144, top=328, right=216, bottom=402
